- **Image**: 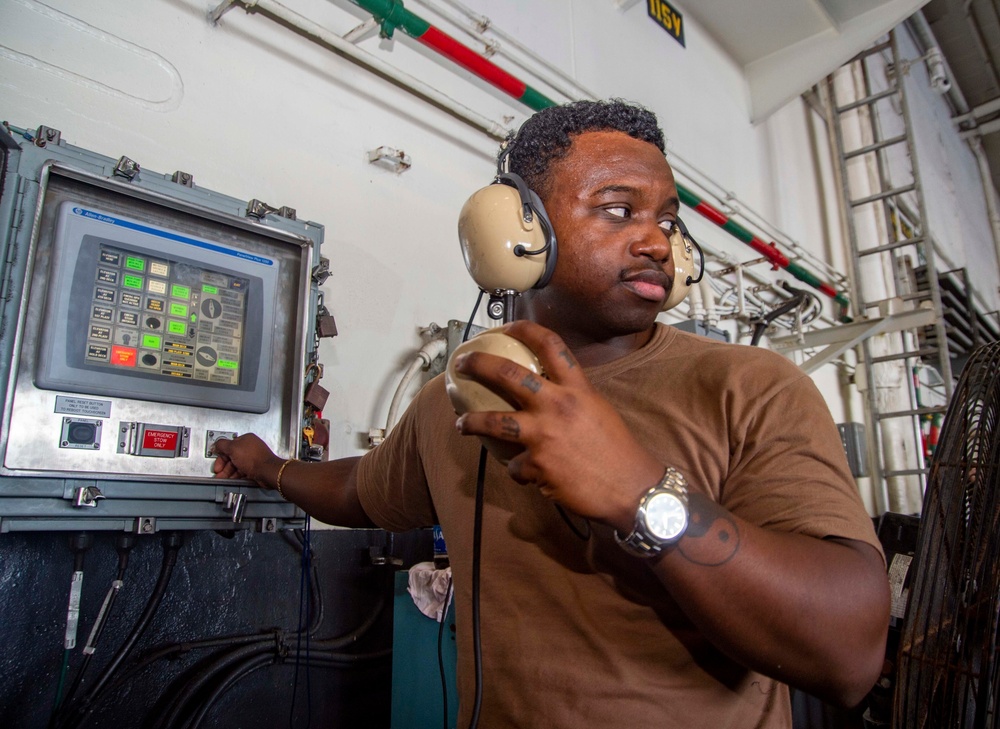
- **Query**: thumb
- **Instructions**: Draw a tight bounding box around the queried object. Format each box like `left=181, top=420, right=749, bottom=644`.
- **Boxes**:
left=211, top=437, right=234, bottom=457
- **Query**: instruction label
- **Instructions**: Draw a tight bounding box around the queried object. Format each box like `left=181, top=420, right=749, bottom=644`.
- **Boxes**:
left=54, top=396, right=112, bottom=418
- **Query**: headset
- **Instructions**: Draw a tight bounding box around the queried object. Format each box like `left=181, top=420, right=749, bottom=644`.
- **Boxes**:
left=457, top=146, right=558, bottom=296
left=457, top=143, right=704, bottom=310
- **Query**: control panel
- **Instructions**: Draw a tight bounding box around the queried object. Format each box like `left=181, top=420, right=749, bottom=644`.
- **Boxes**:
left=0, top=123, right=326, bottom=531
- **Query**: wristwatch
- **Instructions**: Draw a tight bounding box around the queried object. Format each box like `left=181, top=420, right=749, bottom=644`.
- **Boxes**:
left=614, top=468, right=690, bottom=558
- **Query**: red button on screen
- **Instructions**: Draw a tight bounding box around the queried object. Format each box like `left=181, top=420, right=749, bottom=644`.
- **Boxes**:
left=142, top=429, right=178, bottom=451
left=111, top=346, right=137, bottom=367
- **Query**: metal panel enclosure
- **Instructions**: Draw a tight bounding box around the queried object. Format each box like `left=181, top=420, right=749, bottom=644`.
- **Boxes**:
left=0, top=123, right=323, bottom=532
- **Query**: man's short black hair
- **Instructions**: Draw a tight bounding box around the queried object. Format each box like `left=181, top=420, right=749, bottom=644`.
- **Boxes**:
left=502, top=99, right=665, bottom=196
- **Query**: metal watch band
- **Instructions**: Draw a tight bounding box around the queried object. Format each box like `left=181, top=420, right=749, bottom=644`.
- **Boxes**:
left=614, top=468, right=689, bottom=558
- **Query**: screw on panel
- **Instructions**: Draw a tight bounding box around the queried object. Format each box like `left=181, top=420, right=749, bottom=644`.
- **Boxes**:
left=137, top=518, right=156, bottom=534
left=171, top=171, right=194, bottom=187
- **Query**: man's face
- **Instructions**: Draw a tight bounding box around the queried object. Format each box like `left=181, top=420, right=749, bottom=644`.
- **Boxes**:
left=528, top=130, right=680, bottom=342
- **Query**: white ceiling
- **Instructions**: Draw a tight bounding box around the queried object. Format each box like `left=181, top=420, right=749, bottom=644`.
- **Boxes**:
left=679, top=0, right=931, bottom=121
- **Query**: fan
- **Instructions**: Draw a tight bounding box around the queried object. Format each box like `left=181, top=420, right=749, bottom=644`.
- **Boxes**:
left=892, top=341, right=1000, bottom=728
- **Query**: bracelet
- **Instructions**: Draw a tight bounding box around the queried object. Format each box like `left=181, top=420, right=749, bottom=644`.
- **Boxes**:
left=275, top=459, right=294, bottom=499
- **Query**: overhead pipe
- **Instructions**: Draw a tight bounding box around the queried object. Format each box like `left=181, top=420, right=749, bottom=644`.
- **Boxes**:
left=348, top=0, right=852, bottom=315
left=905, top=11, right=1000, bottom=298
left=218, top=0, right=510, bottom=139
left=349, top=0, right=552, bottom=110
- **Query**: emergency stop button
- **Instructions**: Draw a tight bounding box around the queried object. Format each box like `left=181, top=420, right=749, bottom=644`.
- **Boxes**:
left=117, top=422, right=190, bottom=458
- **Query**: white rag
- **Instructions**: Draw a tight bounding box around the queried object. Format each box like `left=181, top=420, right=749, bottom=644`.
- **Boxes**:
left=407, top=561, right=453, bottom=623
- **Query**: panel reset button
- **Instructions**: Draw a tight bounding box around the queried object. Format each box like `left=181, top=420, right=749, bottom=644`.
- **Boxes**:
left=118, top=422, right=191, bottom=458
left=61, top=418, right=103, bottom=450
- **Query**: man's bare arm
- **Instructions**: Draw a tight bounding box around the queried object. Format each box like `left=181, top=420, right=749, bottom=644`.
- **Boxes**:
left=212, top=435, right=374, bottom=528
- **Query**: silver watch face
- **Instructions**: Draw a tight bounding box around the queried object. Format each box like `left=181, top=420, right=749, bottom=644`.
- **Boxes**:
left=644, top=491, right=688, bottom=541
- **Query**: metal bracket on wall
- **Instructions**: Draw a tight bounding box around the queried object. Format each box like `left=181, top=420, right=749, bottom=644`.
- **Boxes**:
left=770, top=306, right=937, bottom=374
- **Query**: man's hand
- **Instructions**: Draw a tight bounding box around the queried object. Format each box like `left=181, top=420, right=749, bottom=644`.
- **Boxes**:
left=453, top=320, right=663, bottom=532
left=211, top=434, right=285, bottom=489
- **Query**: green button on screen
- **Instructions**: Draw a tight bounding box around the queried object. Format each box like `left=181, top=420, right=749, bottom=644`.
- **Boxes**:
left=125, top=256, right=145, bottom=272
left=169, top=303, right=188, bottom=317
left=218, top=360, right=238, bottom=370
left=171, top=284, right=191, bottom=300
left=142, top=334, right=162, bottom=349
left=167, top=320, right=186, bottom=335
left=202, top=284, right=218, bottom=295
left=123, top=274, right=143, bottom=290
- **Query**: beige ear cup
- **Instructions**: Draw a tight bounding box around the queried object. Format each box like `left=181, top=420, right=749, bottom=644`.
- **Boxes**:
left=445, top=329, right=543, bottom=464
left=662, top=226, right=696, bottom=311
left=457, top=184, right=550, bottom=294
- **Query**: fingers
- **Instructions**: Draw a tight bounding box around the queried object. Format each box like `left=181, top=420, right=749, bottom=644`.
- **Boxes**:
left=500, top=321, right=584, bottom=385
left=211, top=456, right=243, bottom=480
left=211, top=437, right=234, bottom=457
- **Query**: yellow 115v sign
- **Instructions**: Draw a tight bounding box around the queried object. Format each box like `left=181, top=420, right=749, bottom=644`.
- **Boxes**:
left=647, top=0, right=684, bottom=47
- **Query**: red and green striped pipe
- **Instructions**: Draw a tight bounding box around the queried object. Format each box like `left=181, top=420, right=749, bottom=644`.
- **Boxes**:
left=677, top=187, right=852, bottom=310
left=351, top=0, right=551, bottom=110
left=351, top=0, right=851, bottom=315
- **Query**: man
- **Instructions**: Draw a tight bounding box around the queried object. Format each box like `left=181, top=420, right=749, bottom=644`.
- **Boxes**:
left=214, top=99, right=890, bottom=727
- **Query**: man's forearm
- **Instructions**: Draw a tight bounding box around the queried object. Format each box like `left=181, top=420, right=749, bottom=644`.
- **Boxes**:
left=647, top=494, right=889, bottom=707
left=267, top=456, right=376, bottom=528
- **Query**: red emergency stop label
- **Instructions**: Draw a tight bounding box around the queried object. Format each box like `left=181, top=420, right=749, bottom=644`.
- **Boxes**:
left=142, top=429, right=178, bottom=452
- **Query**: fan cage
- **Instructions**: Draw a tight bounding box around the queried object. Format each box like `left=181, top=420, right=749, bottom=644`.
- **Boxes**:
left=893, top=342, right=1000, bottom=729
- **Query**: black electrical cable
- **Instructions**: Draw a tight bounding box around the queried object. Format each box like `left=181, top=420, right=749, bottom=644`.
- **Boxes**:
left=120, top=535, right=324, bottom=681
left=187, top=649, right=395, bottom=729
left=152, top=642, right=271, bottom=729
left=283, top=528, right=325, bottom=636
left=463, top=290, right=485, bottom=343
left=290, top=517, right=313, bottom=729
left=60, top=535, right=136, bottom=713
left=58, top=532, right=183, bottom=729
left=467, top=447, right=488, bottom=729
left=95, top=531, right=324, bottom=706
left=152, top=592, right=389, bottom=729
left=438, top=575, right=454, bottom=729
left=50, top=534, right=93, bottom=725
left=749, top=291, right=810, bottom=346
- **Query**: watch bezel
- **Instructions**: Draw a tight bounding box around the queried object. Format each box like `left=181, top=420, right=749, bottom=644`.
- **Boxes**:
left=614, top=468, right=689, bottom=558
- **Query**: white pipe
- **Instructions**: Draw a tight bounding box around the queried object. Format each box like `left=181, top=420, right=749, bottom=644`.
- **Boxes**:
left=968, top=135, right=1000, bottom=289
left=686, top=276, right=704, bottom=322
left=905, top=12, right=970, bottom=116
left=386, top=337, right=448, bottom=432
left=700, top=277, right=718, bottom=329
left=221, top=0, right=510, bottom=140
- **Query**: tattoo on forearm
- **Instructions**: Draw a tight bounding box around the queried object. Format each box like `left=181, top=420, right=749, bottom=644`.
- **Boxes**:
left=520, top=374, right=542, bottom=393
left=500, top=415, right=521, bottom=439
left=678, top=495, right=740, bottom=566
left=558, top=349, right=575, bottom=369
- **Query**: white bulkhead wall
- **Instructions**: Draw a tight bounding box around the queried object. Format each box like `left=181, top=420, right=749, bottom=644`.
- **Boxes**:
left=1, top=0, right=995, bottom=506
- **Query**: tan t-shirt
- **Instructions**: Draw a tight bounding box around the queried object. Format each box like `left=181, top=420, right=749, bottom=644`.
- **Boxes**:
left=357, top=324, right=881, bottom=728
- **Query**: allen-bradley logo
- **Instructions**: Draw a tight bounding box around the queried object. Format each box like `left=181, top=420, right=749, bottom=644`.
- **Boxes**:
left=74, top=207, right=115, bottom=224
